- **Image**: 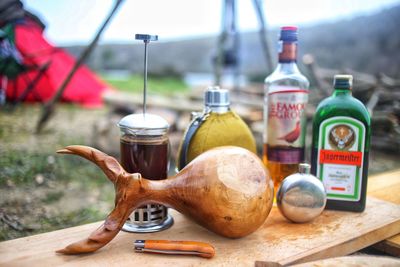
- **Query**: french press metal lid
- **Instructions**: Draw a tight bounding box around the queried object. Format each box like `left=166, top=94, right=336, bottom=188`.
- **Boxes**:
left=118, top=113, right=169, bottom=136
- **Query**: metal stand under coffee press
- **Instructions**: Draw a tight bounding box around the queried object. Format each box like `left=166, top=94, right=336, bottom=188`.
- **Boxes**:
left=117, top=34, right=173, bottom=233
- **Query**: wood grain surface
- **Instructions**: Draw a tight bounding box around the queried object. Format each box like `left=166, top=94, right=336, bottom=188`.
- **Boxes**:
left=292, top=255, right=400, bottom=267
left=0, top=196, right=399, bottom=267
left=368, top=169, right=400, bottom=256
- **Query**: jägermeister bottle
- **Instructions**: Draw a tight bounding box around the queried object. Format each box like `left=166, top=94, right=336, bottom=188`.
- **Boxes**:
left=263, top=26, right=310, bottom=195
left=311, top=75, right=371, bottom=212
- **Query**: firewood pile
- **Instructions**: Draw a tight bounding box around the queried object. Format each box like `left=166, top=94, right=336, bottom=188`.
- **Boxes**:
left=303, top=54, right=400, bottom=153
left=97, top=57, right=399, bottom=158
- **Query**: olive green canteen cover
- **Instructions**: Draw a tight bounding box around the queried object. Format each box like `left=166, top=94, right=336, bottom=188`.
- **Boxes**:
left=177, top=110, right=257, bottom=170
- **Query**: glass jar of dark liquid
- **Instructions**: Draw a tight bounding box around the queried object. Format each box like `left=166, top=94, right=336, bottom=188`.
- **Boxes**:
left=118, top=113, right=173, bottom=232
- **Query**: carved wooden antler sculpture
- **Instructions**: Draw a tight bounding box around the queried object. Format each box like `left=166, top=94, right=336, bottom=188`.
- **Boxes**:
left=56, top=145, right=274, bottom=254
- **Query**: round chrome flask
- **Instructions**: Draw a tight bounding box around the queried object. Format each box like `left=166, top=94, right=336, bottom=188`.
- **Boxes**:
left=277, top=163, right=326, bottom=223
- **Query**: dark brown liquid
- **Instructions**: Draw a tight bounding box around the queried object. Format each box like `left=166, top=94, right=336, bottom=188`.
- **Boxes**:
left=120, top=137, right=168, bottom=180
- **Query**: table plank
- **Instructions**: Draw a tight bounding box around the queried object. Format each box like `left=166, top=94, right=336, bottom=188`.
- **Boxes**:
left=368, top=169, right=400, bottom=204
left=291, top=255, right=400, bottom=267
left=368, top=169, right=400, bottom=256
left=0, top=197, right=399, bottom=267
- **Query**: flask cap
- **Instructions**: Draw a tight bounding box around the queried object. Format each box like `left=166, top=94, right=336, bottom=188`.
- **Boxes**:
left=204, top=86, right=230, bottom=108
left=280, top=26, right=298, bottom=42
left=334, top=74, right=353, bottom=90
left=298, top=163, right=311, bottom=174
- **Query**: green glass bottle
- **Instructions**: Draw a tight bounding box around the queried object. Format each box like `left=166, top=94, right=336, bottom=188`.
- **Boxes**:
left=311, top=75, right=371, bottom=212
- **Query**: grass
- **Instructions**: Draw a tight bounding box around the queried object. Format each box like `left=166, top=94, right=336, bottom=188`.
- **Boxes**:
left=102, top=74, right=189, bottom=95
left=0, top=105, right=114, bottom=241
left=37, top=207, right=104, bottom=230
left=0, top=148, right=107, bottom=187
left=0, top=147, right=114, bottom=241
left=42, top=191, right=64, bottom=204
left=0, top=207, right=105, bottom=241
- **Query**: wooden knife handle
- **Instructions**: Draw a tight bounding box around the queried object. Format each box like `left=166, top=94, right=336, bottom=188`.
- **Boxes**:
left=142, top=240, right=215, bottom=258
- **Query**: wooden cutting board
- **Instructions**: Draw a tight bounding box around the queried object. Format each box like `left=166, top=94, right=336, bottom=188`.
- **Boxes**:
left=0, top=197, right=399, bottom=267
left=292, top=255, right=400, bottom=267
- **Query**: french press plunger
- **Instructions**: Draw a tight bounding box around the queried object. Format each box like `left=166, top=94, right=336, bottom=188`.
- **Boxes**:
left=117, top=34, right=173, bottom=233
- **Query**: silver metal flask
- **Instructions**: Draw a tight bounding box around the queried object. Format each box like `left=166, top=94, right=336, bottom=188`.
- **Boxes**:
left=277, top=163, right=326, bottom=223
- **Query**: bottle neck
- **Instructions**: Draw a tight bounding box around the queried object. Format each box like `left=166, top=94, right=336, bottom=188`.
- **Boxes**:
left=333, top=88, right=352, bottom=96
left=275, top=61, right=300, bottom=73
left=278, top=41, right=297, bottom=63
left=205, top=106, right=230, bottom=114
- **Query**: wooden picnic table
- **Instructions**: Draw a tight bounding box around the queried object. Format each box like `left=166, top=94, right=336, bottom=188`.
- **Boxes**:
left=0, top=169, right=399, bottom=266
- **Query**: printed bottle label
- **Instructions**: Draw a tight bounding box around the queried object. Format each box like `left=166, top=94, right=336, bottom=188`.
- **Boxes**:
left=265, top=86, right=308, bottom=164
left=316, top=116, right=366, bottom=201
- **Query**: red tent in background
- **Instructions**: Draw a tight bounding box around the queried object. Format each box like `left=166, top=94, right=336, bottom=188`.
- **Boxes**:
left=2, top=18, right=112, bottom=108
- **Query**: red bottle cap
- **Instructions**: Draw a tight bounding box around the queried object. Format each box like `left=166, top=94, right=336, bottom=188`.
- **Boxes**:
left=281, top=26, right=298, bottom=31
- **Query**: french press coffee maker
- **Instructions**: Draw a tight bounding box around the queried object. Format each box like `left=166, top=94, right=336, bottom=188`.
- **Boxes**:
left=117, top=34, right=173, bottom=232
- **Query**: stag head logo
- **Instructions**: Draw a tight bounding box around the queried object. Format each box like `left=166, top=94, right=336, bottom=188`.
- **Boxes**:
left=328, top=124, right=355, bottom=150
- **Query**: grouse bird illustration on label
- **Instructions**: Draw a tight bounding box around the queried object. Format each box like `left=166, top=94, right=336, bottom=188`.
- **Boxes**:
left=278, top=121, right=301, bottom=143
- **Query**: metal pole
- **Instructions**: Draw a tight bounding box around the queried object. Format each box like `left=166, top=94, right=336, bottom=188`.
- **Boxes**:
left=252, top=0, right=273, bottom=73
left=232, top=0, right=240, bottom=92
left=35, top=0, right=125, bottom=133
left=143, top=40, right=148, bottom=116
left=135, top=34, right=158, bottom=117
left=214, top=0, right=228, bottom=86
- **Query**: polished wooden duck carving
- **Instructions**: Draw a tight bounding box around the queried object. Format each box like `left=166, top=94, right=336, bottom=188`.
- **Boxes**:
left=56, top=145, right=274, bottom=254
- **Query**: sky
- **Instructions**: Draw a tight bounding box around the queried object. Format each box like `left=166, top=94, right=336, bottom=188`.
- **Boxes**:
left=24, top=0, right=400, bottom=46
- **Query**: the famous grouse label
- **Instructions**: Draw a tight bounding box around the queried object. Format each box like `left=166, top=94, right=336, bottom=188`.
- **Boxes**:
left=316, top=116, right=366, bottom=201
left=265, top=86, right=308, bottom=164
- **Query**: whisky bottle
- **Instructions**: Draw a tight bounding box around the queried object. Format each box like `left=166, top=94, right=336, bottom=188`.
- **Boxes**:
left=263, top=26, right=310, bottom=194
left=311, top=75, right=371, bottom=212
